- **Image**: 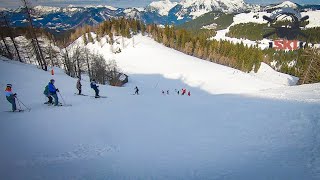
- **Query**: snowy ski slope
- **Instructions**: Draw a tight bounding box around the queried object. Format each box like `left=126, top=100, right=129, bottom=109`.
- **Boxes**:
left=1, top=35, right=320, bottom=179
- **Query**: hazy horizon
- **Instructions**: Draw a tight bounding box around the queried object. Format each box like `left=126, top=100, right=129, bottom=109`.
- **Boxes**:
left=0, top=0, right=319, bottom=9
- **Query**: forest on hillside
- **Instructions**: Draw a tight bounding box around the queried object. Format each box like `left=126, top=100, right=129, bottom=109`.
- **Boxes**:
left=227, top=22, right=320, bottom=43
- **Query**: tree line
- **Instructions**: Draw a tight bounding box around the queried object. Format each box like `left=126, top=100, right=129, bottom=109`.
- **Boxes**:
left=227, top=22, right=320, bottom=43
left=0, top=1, right=126, bottom=86
left=145, top=24, right=262, bottom=73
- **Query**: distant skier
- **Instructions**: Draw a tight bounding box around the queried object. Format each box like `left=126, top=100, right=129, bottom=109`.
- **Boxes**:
left=90, top=79, right=100, bottom=98
left=5, top=84, right=17, bottom=112
left=175, top=89, right=180, bottom=95
left=188, top=91, right=191, bottom=96
left=162, top=90, right=165, bottom=95
left=134, top=86, right=139, bottom=95
left=48, top=79, right=60, bottom=106
left=167, top=90, right=169, bottom=95
left=76, top=78, right=82, bottom=95
left=43, top=84, right=53, bottom=104
left=182, top=88, right=186, bottom=95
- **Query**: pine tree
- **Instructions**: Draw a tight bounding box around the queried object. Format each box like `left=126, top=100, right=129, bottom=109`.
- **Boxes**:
left=82, top=34, right=88, bottom=45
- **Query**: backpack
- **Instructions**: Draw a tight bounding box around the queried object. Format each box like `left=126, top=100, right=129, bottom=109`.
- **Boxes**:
left=43, top=85, right=49, bottom=95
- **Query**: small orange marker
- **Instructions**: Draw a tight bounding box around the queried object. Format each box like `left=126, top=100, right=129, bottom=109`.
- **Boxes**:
left=51, top=69, right=54, bottom=75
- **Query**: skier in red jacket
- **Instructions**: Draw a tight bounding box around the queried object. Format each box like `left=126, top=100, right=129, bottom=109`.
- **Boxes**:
left=182, top=88, right=186, bottom=95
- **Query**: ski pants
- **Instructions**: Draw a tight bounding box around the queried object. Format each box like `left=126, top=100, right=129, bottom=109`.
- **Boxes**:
left=6, top=96, right=16, bottom=111
left=94, top=88, right=99, bottom=97
left=51, top=93, right=59, bottom=106
left=48, top=96, right=53, bottom=103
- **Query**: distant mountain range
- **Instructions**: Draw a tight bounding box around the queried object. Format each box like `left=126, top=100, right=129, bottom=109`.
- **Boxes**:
left=0, top=0, right=319, bottom=33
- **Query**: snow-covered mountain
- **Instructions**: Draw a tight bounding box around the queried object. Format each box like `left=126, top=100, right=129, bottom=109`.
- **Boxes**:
left=1, top=6, right=137, bottom=33
left=272, top=1, right=299, bottom=9
left=177, top=0, right=247, bottom=18
left=1, top=0, right=319, bottom=33
left=147, top=0, right=178, bottom=16
left=264, top=1, right=299, bottom=11
left=33, top=5, right=62, bottom=14
left=0, top=0, right=254, bottom=32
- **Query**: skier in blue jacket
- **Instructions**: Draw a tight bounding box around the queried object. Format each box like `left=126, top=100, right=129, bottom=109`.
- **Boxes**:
left=90, top=79, right=99, bottom=98
left=48, top=79, right=60, bottom=106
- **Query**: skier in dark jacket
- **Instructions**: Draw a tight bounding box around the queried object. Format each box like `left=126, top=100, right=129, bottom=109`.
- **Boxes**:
left=5, top=84, right=17, bottom=111
left=76, top=78, right=82, bottom=95
left=134, top=86, right=139, bottom=95
left=90, top=79, right=99, bottom=98
left=48, top=79, right=59, bottom=106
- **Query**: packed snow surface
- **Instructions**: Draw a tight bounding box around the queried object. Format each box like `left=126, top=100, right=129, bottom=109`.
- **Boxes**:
left=1, top=35, right=320, bottom=179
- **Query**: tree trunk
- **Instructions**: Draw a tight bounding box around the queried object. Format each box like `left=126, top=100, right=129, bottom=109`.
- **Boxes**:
left=2, top=14, right=23, bottom=62
left=85, top=49, right=91, bottom=79
left=1, top=35, right=13, bottom=59
left=22, top=0, right=47, bottom=71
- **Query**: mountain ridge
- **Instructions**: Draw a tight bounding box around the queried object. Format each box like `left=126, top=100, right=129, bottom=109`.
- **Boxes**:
left=1, top=0, right=319, bottom=33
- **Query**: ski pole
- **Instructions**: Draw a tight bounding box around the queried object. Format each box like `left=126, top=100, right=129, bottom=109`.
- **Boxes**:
left=16, top=97, right=22, bottom=110
left=57, top=91, right=67, bottom=105
left=16, top=97, right=31, bottom=111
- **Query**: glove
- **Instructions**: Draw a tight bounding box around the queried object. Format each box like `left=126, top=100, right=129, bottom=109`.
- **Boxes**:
left=13, top=93, right=17, bottom=96
left=56, top=89, right=59, bottom=92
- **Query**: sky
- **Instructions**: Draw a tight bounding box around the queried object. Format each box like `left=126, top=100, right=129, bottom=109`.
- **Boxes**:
left=0, top=0, right=319, bottom=9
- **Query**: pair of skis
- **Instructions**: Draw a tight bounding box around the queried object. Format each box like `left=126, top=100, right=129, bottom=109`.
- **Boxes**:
left=45, top=102, right=72, bottom=107
left=4, top=109, right=25, bottom=113
left=74, top=93, right=107, bottom=98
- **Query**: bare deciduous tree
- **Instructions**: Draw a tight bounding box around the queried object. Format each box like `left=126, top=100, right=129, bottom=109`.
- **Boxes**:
left=21, top=0, right=47, bottom=70
left=91, top=54, right=107, bottom=84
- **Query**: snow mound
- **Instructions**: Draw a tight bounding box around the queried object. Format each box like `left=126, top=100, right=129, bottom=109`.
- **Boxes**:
left=251, top=62, right=299, bottom=86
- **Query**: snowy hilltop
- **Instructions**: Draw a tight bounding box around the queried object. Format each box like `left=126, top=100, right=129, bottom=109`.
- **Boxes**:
left=1, top=33, right=320, bottom=179
left=0, top=0, right=253, bottom=32
left=179, top=0, right=247, bottom=18
left=147, top=0, right=179, bottom=16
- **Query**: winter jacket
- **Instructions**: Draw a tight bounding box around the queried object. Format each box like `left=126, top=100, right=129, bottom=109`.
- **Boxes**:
left=76, top=81, right=82, bottom=90
left=5, top=88, right=14, bottom=97
left=48, top=82, right=57, bottom=94
left=90, top=81, right=98, bottom=89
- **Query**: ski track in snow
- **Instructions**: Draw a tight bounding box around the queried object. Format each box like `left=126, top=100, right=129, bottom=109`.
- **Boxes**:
left=1, top=35, right=320, bottom=179
left=16, top=144, right=119, bottom=167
